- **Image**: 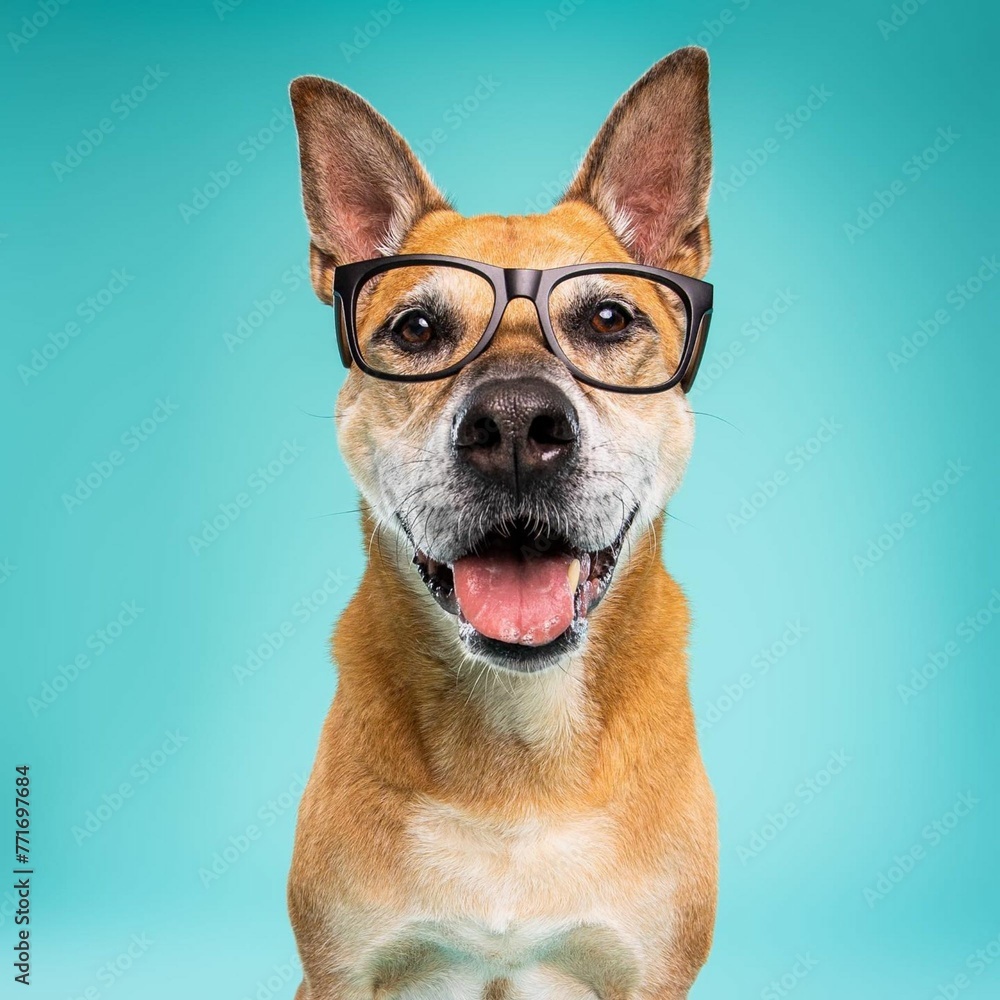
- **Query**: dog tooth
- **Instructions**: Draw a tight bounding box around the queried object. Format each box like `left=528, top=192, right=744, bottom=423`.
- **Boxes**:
left=567, top=558, right=581, bottom=593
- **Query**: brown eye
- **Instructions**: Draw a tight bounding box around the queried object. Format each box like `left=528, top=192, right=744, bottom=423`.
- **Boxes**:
left=590, top=301, right=631, bottom=335
left=392, top=310, right=435, bottom=346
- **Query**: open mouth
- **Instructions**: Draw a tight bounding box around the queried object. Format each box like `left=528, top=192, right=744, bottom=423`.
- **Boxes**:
left=409, top=510, right=636, bottom=669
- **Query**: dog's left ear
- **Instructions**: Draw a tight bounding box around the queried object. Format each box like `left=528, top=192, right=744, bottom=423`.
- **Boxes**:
left=562, top=47, right=712, bottom=277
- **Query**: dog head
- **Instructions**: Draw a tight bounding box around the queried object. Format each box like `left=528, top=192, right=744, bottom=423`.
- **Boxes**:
left=290, top=48, right=712, bottom=673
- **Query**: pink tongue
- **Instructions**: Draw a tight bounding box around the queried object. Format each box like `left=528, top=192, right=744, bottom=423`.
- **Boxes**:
left=452, top=550, right=576, bottom=647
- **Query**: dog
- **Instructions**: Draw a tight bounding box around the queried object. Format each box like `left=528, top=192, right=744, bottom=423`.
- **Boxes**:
left=286, top=46, right=717, bottom=1000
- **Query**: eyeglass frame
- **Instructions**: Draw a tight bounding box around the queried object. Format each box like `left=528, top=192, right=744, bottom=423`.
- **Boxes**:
left=329, top=253, right=714, bottom=395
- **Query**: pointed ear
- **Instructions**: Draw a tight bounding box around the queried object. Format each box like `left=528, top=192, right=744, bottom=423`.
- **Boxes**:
left=562, top=47, right=712, bottom=277
left=289, top=76, right=450, bottom=302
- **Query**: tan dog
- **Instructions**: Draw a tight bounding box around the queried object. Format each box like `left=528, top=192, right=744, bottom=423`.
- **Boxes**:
left=287, top=47, right=717, bottom=1000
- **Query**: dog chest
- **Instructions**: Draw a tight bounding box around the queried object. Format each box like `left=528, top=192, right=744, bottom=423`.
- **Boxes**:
left=407, top=798, right=616, bottom=913
left=364, top=799, right=645, bottom=994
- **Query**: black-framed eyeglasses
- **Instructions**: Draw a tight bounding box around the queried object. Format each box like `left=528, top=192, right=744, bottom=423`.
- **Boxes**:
left=330, top=254, right=713, bottom=394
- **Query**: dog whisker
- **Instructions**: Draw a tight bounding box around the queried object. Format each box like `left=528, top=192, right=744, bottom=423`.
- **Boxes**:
left=687, top=409, right=744, bottom=433
left=308, top=507, right=365, bottom=519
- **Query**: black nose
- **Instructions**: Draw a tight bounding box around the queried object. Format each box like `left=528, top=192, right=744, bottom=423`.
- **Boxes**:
left=453, top=377, right=579, bottom=488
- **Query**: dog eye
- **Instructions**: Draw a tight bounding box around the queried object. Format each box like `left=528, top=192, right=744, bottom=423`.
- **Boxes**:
left=589, top=301, right=632, bottom=335
left=391, top=309, right=436, bottom=347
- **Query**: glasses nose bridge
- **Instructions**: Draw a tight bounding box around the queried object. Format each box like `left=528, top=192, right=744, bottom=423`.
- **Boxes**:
left=493, top=267, right=545, bottom=340
left=502, top=267, right=542, bottom=304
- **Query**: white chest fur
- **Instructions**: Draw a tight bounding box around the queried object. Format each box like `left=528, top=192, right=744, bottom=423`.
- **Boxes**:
left=354, top=800, right=646, bottom=999
left=409, top=798, right=615, bottom=916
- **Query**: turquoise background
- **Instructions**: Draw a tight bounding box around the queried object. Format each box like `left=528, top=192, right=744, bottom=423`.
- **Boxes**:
left=4, top=0, right=998, bottom=996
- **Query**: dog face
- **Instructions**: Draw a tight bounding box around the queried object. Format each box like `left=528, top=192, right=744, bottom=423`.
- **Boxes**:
left=291, top=48, right=712, bottom=672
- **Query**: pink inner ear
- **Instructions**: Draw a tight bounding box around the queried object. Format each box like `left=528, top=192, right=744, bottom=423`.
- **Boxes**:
left=615, top=194, right=674, bottom=264
left=314, top=143, right=400, bottom=262
left=334, top=186, right=396, bottom=262
left=607, top=152, right=704, bottom=265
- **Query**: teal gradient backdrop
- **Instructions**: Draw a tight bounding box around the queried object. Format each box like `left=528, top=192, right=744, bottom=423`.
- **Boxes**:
left=4, top=0, right=998, bottom=996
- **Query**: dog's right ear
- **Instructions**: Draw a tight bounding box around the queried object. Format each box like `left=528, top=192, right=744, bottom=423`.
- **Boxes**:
left=289, top=76, right=450, bottom=302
